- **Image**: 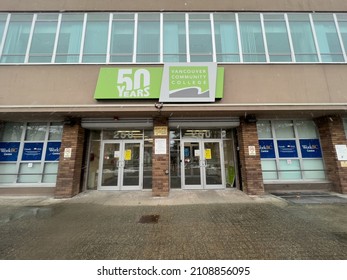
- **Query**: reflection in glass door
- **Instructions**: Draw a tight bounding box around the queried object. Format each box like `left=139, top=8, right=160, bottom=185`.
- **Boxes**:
left=181, top=140, right=225, bottom=189
left=99, top=140, right=143, bottom=190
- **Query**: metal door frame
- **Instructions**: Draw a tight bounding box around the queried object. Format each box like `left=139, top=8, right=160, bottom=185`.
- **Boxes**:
left=98, top=140, right=144, bottom=190
left=180, top=138, right=225, bottom=189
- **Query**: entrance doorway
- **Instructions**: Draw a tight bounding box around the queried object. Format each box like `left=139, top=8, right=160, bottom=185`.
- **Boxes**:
left=98, top=140, right=143, bottom=190
left=181, top=139, right=225, bottom=189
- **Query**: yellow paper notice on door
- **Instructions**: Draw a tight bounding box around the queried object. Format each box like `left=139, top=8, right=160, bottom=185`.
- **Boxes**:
left=125, top=149, right=132, bottom=161
left=205, top=149, right=212, bottom=160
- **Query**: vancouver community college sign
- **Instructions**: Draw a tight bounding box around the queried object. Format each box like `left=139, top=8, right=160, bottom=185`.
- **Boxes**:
left=94, top=63, right=224, bottom=102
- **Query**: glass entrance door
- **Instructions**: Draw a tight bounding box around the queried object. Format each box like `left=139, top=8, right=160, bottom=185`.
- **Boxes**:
left=181, top=139, right=225, bottom=189
left=99, top=140, right=143, bottom=190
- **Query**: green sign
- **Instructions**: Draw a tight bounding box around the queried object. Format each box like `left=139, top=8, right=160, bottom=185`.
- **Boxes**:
left=94, top=65, right=224, bottom=101
left=94, top=68, right=163, bottom=99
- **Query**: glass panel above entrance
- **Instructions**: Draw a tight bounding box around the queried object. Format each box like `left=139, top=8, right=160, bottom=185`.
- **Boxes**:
left=181, top=129, right=223, bottom=139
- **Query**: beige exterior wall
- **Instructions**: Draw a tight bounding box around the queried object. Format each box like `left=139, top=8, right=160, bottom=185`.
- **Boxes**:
left=0, top=64, right=347, bottom=120
left=0, top=0, right=347, bottom=12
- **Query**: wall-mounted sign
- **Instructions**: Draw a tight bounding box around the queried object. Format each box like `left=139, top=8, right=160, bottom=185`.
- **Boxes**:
left=259, top=140, right=275, bottom=158
left=64, top=148, right=72, bottom=158
left=248, top=145, right=256, bottom=156
left=22, top=143, right=43, bottom=161
left=94, top=65, right=224, bottom=101
left=335, top=145, right=347, bottom=161
left=0, top=142, right=20, bottom=162
left=300, top=139, right=322, bottom=158
left=277, top=140, right=298, bottom=158
left=160, top=63, right=218, bottom=102
left=154, top=126, right=168, bottom=136
left=45, top=142, right=61, bottom=161
left=155, top=139, right=167, bottom=155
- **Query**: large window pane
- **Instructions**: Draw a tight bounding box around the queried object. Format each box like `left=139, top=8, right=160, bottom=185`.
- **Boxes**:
left=296, top=120, right=318, bottom=138
left=0, top=122, right=23, bottom=141
left=0, top=14, right=33, bottom=63
left=55, top=13, right=84, bottom=63
left=18, top=162, right=42, bottom=183
left=302, top=159, right=325, bottom=180
left=313, top=14, right=344, bottom=62
left=261, top=160, right=278, bottom=180
left=82, top=13, right=108, bottom=63
left=49, top=123, right=63, bottom=140
left=214, top=13, right=239, bottom=62
left=163, top=13, right=186, bottom=62
left=29, top=14, right=58, bottom=63
left=42, top=162, right=58, bottom=183
left=25, top=122, right=47, bottom=141
left=0, top=14, right=7, bottom=47
left=111, top=14, right=134, bottom=63
left=344, top=118, right=347, bottom=138
left=257, top=120, right=272, bottom=138
left=264, top=14, right=291, bottom=62
left=288, top=14, right=318, bottom=62
left=189, top=14, right=213, bottom=62
left=279, top=159, right=301, bottom=180
left=239, top=14, right=266, bottom=62
left=337, top=14, right=347, bottom=55
left=0, top=163, right=17, bottom=183
left=136, top=14, right=160, bottom=62
left=273, top=120, right=295, bottom=138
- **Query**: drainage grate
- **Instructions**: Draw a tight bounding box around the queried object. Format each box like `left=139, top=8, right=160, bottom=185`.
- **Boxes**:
left=138, top=215, right=160, bottom=224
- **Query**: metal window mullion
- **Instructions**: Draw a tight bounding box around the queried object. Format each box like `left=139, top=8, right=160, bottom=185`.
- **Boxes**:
left=79, top=13, right=88, bottom=64
left=16, top=122, right=27, bottom=183
left=186, top=13, right=190, bottom=62
left=0, top=13, right=11, bottom=60
left=160, top=13, right=163, bottom=63
left=293, top=121, right=304, bottom=180
left=39, top=122, right=51, bottom=183
left=106, top=13, right=113, bottom=64
left=25, top=13, right=37, bottom=63
left=210, top=13, right=217, bottom=62
left=235, top=13, right=243, bottom=63
left=309, top=13, right=322, bottom=63
left=260, top=14, right=270, bottom=63
left=133, top=13, right=138, bottom=63
left=284, top=13, right=296, bottom=62
left=333, top=13, right=347, bottom=62
left=270, top=120, right=280, bottom=180
left=51, top=13, right=62, bottom=63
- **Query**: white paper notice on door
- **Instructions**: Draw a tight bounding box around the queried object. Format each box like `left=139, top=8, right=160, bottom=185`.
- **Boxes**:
left=155, top=139, right=167, bottom=155
left=335, top=145, right=347, bottom=160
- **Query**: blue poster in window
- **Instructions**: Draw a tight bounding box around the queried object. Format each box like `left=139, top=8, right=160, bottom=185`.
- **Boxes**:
left=259, top=140, right=275, bottom=158
left=45, top=142, right=61, bottom=161
left=0, top=142, right=20, bottom=161
left=22, top=142, right=44, bottom=161
left=277, top=140, right=298, bottom=158
left=300, top=139, right=322, bottom=158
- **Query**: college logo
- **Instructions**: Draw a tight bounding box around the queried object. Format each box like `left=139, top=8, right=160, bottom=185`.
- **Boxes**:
left=160, top=63, right=217, bottom=103
left=168, top=66, right=209, bottom=98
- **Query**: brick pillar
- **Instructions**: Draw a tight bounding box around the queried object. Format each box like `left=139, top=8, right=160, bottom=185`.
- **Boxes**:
left=237, top=118, right=264, bottom=195
left=152, top=117, right=170, bottom=196
left=315, top=116, right=347, bottom=194
left=55, top=121, right=85, bottom=198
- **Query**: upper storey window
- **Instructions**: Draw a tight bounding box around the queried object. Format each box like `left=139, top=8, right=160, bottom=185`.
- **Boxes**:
left=0, top=12, right=346, bottom=64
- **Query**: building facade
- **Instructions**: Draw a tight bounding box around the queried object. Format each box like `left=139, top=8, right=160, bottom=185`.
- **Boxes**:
left=0, top=0, right=347, bottom=197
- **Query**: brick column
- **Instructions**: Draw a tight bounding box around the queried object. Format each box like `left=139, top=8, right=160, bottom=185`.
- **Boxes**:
left=237, top=118, right=264, bottom=195
left=152, top=117, right=170, bottom=196
left=55, top=121, right=85, bottom=198
left=315, top=116, right=347, bottom=194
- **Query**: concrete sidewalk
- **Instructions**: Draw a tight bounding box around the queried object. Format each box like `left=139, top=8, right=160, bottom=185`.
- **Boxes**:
left=0, top=189, right=346, bottom=260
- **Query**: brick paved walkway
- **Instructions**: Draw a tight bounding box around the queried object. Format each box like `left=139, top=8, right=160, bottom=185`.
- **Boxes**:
left=0, top=190, right=346, bottom=259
